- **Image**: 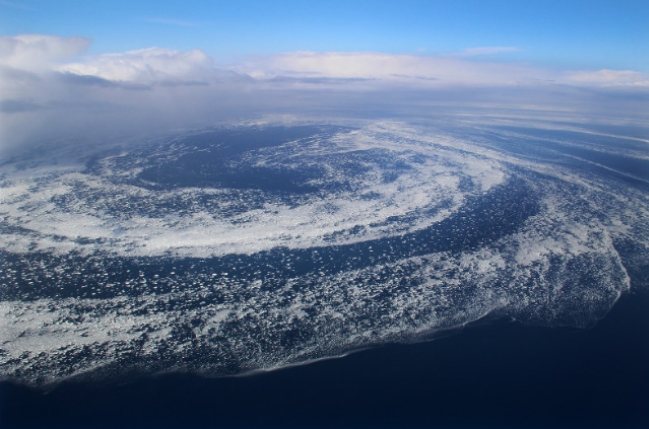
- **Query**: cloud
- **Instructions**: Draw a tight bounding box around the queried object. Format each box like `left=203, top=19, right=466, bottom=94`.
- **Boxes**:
left=4, top=34, right=644, bottom=91
left=237, top=51, right=649, bottom=90
left=58, top=47, right=217, bottom=83
left=0, top=99, right=43, bottom=113
left=0, top=37, right=258, bottom=155
left=1, top=34, right=648, bottom=157
left=237, top=51, right=547, bottom=87
left=267, top=75, right=374, bottom=85
left=562, top=69, right=649, bottom=87
left=0, top=34, right=91, bottom=72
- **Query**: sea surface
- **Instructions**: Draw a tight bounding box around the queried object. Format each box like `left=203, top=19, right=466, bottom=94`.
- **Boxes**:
left=2, top=289, right=648, bottom=429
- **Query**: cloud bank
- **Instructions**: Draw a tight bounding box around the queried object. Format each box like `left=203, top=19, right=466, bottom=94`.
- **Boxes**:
left=1, top=34, right=648, bottom=155
left=0, top=34, right=91, bottom=72
left=59, top=48, right=221, bottom=84
left=238, top=51, right=649, bottom=89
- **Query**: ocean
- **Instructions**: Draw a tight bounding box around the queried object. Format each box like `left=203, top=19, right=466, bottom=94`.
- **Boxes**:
left=2, top=289, right=647, bottom=429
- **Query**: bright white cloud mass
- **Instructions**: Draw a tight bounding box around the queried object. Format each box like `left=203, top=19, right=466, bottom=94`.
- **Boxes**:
left=1, top=34, right=648, bottom=155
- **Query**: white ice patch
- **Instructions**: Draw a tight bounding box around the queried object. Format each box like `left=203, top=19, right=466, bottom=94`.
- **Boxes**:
left=0, top=125, right=505, bottom=258
left=1, top=121, right=648, bottom=387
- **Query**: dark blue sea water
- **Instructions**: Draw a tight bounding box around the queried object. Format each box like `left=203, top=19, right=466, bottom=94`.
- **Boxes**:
left=2, top=289, right=647, bottom=429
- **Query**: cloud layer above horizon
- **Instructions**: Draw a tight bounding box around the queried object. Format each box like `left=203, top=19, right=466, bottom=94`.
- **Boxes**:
left=1, top=34, right=648, bottom=154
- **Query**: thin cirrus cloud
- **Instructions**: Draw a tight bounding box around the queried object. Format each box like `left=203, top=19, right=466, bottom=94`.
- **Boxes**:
left=1, top=34, right=648, bottom=155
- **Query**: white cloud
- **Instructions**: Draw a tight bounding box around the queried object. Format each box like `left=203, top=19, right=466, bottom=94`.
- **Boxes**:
left=3, top=34, right=645, bottom=91
left=58, top=47, right=217, bottom=83
left=1, top=34, right=648, bottom=156
left=0, top=34, right=91, bottom=72
left=236, top=51, right=649, bottom=89
left=562, top=69, right=649, bottom=87
left=244, top=51, right=543, bottom=88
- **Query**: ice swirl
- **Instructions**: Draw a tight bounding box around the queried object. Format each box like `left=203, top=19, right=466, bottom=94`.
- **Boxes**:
left=1, top=121, right=648, bottom=386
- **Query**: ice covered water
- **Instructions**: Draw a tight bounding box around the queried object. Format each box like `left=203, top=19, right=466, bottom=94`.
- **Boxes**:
left=1, top=121, right=648, bottom=386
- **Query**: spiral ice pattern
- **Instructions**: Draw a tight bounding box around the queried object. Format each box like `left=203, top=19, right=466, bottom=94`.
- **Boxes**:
left=1, top=121, right=648, bottom=386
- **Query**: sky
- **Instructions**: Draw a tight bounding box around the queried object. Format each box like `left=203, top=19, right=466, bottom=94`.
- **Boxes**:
left=1, top=0, right=648, bottom=154
left=2, top=0, right=648, bottom=70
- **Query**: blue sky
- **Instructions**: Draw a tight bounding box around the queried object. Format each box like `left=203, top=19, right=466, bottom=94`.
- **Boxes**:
left=2, top=0, right=648, bottom=71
